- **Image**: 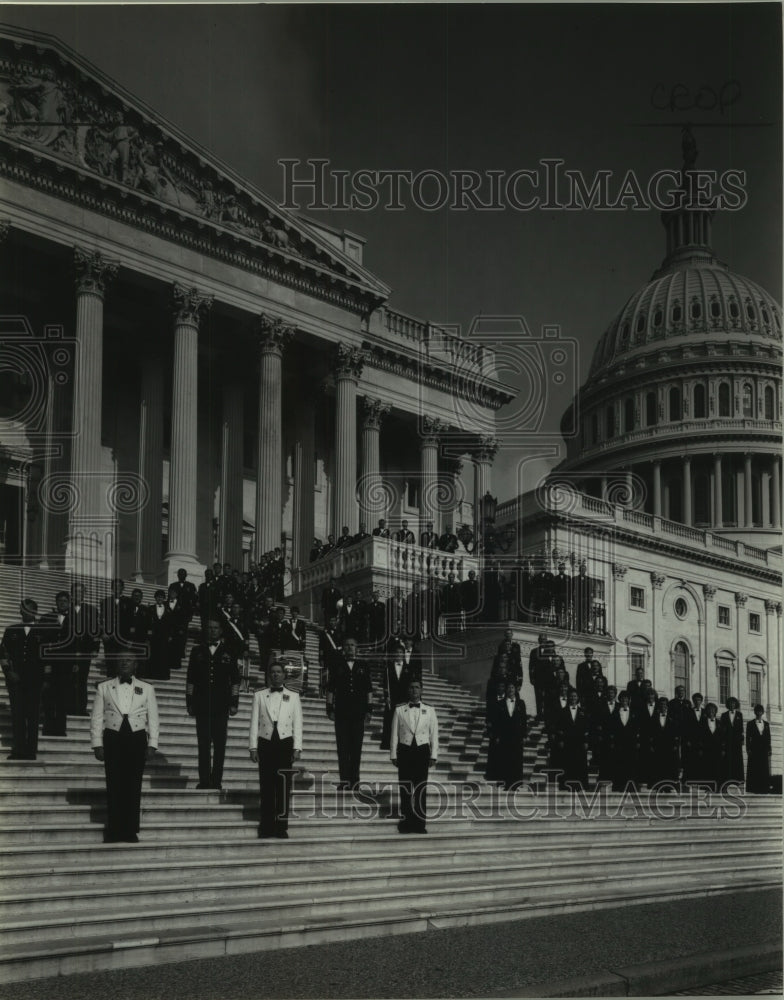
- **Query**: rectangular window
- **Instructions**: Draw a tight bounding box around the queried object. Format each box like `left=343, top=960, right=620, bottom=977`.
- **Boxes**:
left=717, top=605, right=731, bottom=627
left=630, top=651, right=646, bottom=678
left=749, top=612, right=761, bottom=634
left=630, top=586, right=645, bottom=609
left=749, top=672, right=762, bottom=708
left=718, top=665, right=731, bottom=706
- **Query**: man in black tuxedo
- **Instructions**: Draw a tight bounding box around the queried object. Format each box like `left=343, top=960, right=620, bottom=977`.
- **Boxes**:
left=145, top=590, right=172, bottom=680
left=394, top=520, right=415, bottom=544
left=460, top=570, right=480, bottom=621
left=99, top=579, right=133, bottom=664
left=320, top=534, right=336, bottom=558
left=69, top=583, right=100, bottom=714
left=318, top=615, right=340, bottom=695
left=186, top=620, right=240, bottom=790
left=438, top=523, right=459, bottom=553
left=372, top=518, right=390, bottom=538
left=280, top=606, right=307, bottom=654
left=381, top=641, right=420, bottom=750
left=326, top=637, right=373, bottom=789
left=419, top=521, right=439, bottom=549
left=337, top=595, right=360, bottom=642
left=169, top=568, right=198, bottom=622
left=353, top=522, right=371, bottom=545
left=490, top=680, right=528, bottom=790
left=626, top=666, right=647, bottom=714
left=321, top=577, right=342, bottom=626
left=165, top=583, right=190, bottom=673
left=528, top=633, right=549, bottom=720
left=126, top=589, right=149, bottom=655
left=719, top=697, right=744, bottom=785
left=575, top=648, right=603, bottom=706
left=440, top=573, right=463, bottom=631
left=334, top=526, right=353, bottom=548
left=198, top=569, right=220, bottom=635
left=367, top=591, right=387, bottom=649
left=1, top=599, right=45, bottom=759
left=609, top=690, right=639, bottom=791
left=554, top=689, right=589, bottom=789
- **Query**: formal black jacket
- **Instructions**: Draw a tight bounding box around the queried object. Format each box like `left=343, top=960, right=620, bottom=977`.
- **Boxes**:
left=384, top=658, right=420, bottom=708
left=327, top=655, right=373, bottom=715
left=186, top=641, right=240, bottom=715
left=745, top=719, right=772, bottom=793
left=99, top=595, right=133, bottom=642
left=169, top=580, right=197, bottom=618
left=280, top=618, right=307, bottom=652
left=1, top=623, right=45, bottom=686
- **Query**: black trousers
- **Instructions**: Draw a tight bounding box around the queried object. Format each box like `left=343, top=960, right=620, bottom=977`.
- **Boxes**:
left=42, top=663, right=71, bottom=736
left=71, top=657, right=92, bottom=714
left=169, top=631, right=187, bottom=671
left=7, top=680, right=42, bottom=757
left=257, top=731, right=294, bottom=835
left=334, top=710, right=365, bottom=785
left=195, top=712, right=229, bottom=786
left=397, top=741, right=430, bottom=831
left=103, top=722, right=147, bottom=840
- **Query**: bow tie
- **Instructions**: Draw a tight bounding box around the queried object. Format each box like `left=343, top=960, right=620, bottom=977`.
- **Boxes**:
left=271, top=687, right=284, bottom=692
left=120, top=678, right=133, bottom=685
left=409, top=703, right=420, bottom=709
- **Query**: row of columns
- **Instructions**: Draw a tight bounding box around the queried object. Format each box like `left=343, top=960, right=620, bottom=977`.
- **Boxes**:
left=66, top=247, right=496, bottom=582
left=600, top=454, right=782, bottom=530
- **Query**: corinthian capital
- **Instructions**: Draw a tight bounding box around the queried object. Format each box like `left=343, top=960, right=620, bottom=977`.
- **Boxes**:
left=334, top=343, right=366, bottom=381
left=612, top=563, right=628, bottom=580
left=361, top=396, right=390, bottom=430
left=173, top=284, right=214, bottom=327
left=703, top=584, right=717, bottom=601
left=650, top=572, right=666, bottom=589
left=258, top=313, right=295, bottom=355
left=421, top=415, right=447, bottom=446
left=473, top=435, right=499, bottom=463
left=734, top=592, right=749, bottom=606
left=74, top=247, right=119, bottom=298
left=764, top=599, right=777, bottom=614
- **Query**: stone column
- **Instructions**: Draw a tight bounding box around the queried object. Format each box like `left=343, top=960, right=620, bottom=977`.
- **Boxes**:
left=359, top=396, right=390, bottom=527
left=219, top=381, right=244, bottom=569
left=713, top=453, right=723, bottom=528
left=420, top=416, right=445, bottom=530
left=255, top=314, right=294, bottom=558
left=772, top=456, right=781, bottom=529
left=332, top=345, right=365, bottom=537
left=134, top=357, right=164, bottom=582
left=443, top=458, right=464, bottom=534
left=744, top=453, right=753, bottom=528
left=472, top=436, right=498, bottom=542
left=761, top=469, right=771, bottom=528
left=292, top=401, right=316, bottom=568
left=65, top=248, right=118, bottom=577
left=165, top=284, right=212, bottom=582
left=652, top=460, right=662, bottom=517
left=682, top=455, right=692, bottom=527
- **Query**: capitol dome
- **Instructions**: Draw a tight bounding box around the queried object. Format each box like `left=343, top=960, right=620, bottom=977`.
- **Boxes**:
left=557, top=187, right=782, bottom=548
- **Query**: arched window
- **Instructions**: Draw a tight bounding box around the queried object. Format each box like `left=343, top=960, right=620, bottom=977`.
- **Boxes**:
left=690, top=300, right=702, bottom=321
left=693, top=383, right=706, bottom=418
left=729, top=299, right=740, bottom=321
left=672, top=641, right=690, bottom=697
left=710, top=299, right=721, bottom=320
left=606, top=405, right=615, bottom=439
left=742, top=383, right=753, bottom=417
left=669, top=386, right=681, bottom=421
left=764, top=385, right=774, bottom=420
left=646, top=392, right=657, bottom=426
left=653, top=308, right=663, bottom=328
left=624, top=397, right=635, bottom=433
left=718, top=382, right=731, bottom=417
left=746, top=300, right=756, bottom=322
left=672, top=303, right=682, bottom=323
left=636, top=314, right=646, bottom=334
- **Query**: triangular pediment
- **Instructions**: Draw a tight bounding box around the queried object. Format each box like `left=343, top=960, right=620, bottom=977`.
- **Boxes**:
left=0, top=25, right=390, bottom=311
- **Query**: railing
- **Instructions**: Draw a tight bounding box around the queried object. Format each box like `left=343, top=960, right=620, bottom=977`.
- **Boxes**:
left=576, top=418, right=782, bottom=459
left=380, top=307, right=490, bottom=372
left=293, top=535, right=481, bottom=594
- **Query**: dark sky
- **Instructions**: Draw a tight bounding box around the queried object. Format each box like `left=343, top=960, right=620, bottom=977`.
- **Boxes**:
left=2, top=4, right=781, bottom=498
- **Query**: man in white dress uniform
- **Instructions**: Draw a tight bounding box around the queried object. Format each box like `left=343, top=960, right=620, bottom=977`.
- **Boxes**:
left=390, top=680, right=439, bottom=834
left=90, top=651, right=158, bottom=843
left=249, top=660, right=303, bottom=839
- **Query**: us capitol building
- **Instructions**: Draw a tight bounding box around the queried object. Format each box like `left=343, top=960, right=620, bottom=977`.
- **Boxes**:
left=0, top=25, right=781, bottom=752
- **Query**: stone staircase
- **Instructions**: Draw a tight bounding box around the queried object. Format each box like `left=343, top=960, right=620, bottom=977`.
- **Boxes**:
left=0, top=566, right=781, bottom=984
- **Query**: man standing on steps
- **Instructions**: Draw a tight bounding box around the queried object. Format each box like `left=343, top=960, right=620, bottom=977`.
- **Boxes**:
left=326, top=637, right=373, bottom=790
left=0, top=599, right=45, bottom=760
left=391, top=679, right=439, bottom=833
left=91, top=651, right=158, bottom=844
left=249, top=660, right=303, bottom=839
left=186, top=620, right=240, bottom=790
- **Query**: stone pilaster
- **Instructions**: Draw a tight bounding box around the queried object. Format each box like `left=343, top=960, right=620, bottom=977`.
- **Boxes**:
left=332, top=344, right=365, bottom=536
left=255, top=314, right=294, bottom=557
left=65, top=247, right=118, bottom=578
left=165, top=284, right=212, bottom=582
left=420, top=416, right=445, bottom=529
